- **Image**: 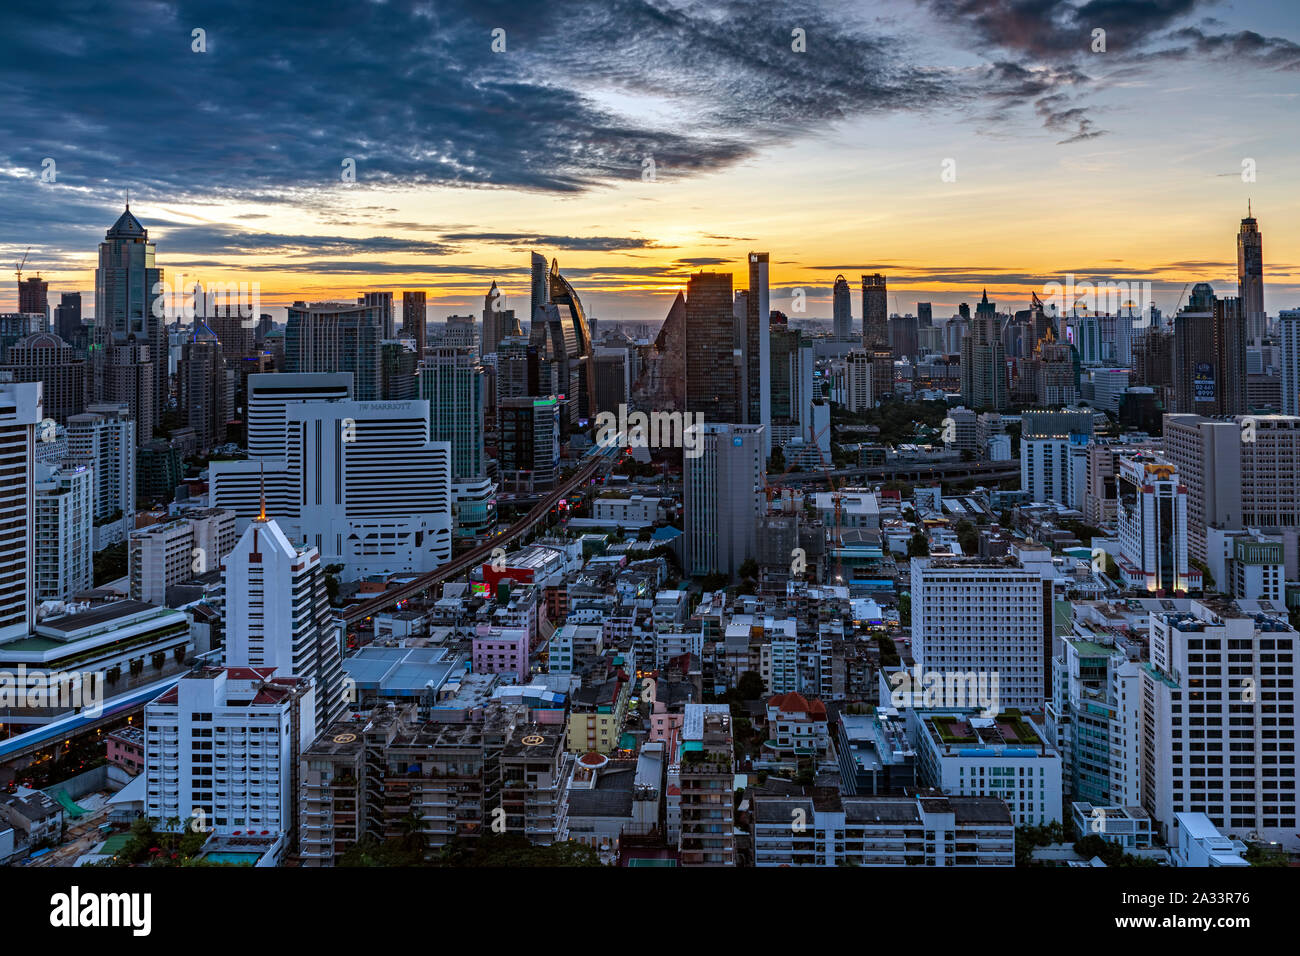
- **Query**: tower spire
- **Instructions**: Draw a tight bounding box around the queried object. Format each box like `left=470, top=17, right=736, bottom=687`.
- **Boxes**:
left=258, top=461, right=267, bottom=521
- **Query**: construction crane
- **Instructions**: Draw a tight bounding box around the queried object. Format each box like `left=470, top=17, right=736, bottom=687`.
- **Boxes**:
left=14, top=247, right=30, bottom=285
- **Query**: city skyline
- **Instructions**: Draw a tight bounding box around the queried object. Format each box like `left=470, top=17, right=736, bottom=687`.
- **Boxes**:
left=3, top=0, right=1299, bottom=322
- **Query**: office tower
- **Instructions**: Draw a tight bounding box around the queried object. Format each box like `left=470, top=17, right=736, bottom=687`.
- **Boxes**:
left=418, top=347, right=485, bottom=480
left=53, top=292, right=83, bottom=347
left=358, top=290, right=394, bottom=340
left=18, top=276, right=48, bottom=327
left=539, top=257, right=596, bottom=423
left=498, top=396, right=560, bottom=492
left=1114, top=453, right=1196, bottom=593
left=958, top=302, right=971, bottom=321
left=480, top=281, right=521, bottom=358
left=842, top=349, right=873, bottom=412
left=440, top=314, right=478, bottom=353
left=1172, top=285, right=1247, bottom=416
left=1133, top=325, right=1173, bottom=396
left=685, top=271, right=741, bottom=424
left=860, top=273, right=887, bottom=349
left=943, top=316, right=968, bottom=355
left=869, top=348, right=894, bottom=405
left=65, top=402, right=137, bottom=548
left=93, top=206, right=164, bottom=432
left=1281, top=310, right=1300, bottom=416
left=0, top=332, right=84, bottom=423
left=137, top=438, right=183, bottom=501
left=128, top=507, right=237, bottom=604
left=832, top=274, right=852, bottom=341
left=495, top=335, right=537, bottom=406
left=177, top=332, right=227, bottom=453
left=960, top=291, right=1008, bottom=411
left=769, top=322, right=816, bottom=450
left=1019, top=409, right=1094, bottom=506
left=1238, top=204, right=1265, bottom=343
left=744, top=253, right=771, bottom=445
left=225, top=514, right=346, bottom=733
left=145, top=666, right=316, bottom=837
left=0, top=382, right=40, bottom=641
left=530, top=251, right=549, bottom=325
left=209, top=373, right=453, bottom=578
left=1236, top=414, right=1300, bottom=529
left=1205, top=528, right=1284, bottom=603
left=889, top=313, right=919, bottom=362
left=402, top=290, right=427, bottom=355
left=683, top=423, right=764, bottom=577
left=1161, top=414, right=1242, bottom=563
left=380, top=340, right=420, bottom=401
left=678, top=705, right=736, bottom=866
left=917, top=302, right=933, bottom=328
left=1027, top=329, right=1080, bottom=406
left=910, top=552, right=1055, bottom=710
left=285, top=299, right=385, bottom=401
left=1141, top=600, right=1299, bottom=850
left=33, top=462, right=93, bottom=602
left=592, top=346, right=630, bottom=416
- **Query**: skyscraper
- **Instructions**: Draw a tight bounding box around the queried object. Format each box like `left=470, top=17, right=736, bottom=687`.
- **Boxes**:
left=0, top=331, right=85, bottom=424
left=480, top=281, right=519, bottom=357
left=224, top=513, right=346, bottom=733
left=833, top=275, right=852, bottom=341
left=861, top=273, right=887, bottom=349
left=402, top=290, right=427, bottom=355
left=917, top=302, right=933, bottom=328
left=33, top=462, right=93, bottom=602
left=418, top=347, right=486, bottom=481
left=959, top=291, right=1007, bottom=411
left=18, top=276, right=48, bottom=327
left=66, top=402, right=137, bottom=548
left=683, top=423, right=765, bottom=577
left=1237, top=204, right=1265, bottom=344
left=93, top=206, right=164, bottom=435
left=1171, top=284, right=1246, bottom=416
left=177, top=331, right=228, bottom=453
left=285, top=299, right=385, bottom=401
left=744, top=252, right=771, bottom=451
left=0, top=382, right=40, bottom=642
left=54, top=292, right=82, bottom=347
left=685, top=271, right=741, bottom=424
left=1281, top=309, right=1300, bottom=416
left=530, top=251, right=549, bottom=325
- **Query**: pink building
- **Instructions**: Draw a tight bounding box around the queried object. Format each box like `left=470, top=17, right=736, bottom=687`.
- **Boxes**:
left=106, top=725, right=146, bottom=774
left=472, top=626, right=530, bottom=682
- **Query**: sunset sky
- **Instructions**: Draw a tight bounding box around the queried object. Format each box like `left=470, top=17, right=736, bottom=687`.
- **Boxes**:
left=3, top=0, right=1299, bottom=324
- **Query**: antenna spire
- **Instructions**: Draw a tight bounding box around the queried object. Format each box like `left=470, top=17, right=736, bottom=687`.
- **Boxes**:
left=258, top=461, right=267, bottom=521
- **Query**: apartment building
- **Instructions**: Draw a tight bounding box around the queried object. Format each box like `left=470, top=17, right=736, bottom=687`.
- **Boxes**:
left=678, top=705, right=736, bottom=866
left=128, top=507, right=237, bottom=605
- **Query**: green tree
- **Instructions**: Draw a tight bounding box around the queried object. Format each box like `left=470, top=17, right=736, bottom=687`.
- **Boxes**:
left=907, top=532, right=929, bottom=558
left=737, top=671, right=766, bottom=701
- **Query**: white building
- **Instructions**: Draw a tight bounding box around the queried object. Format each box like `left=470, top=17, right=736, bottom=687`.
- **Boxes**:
left=1021, top=435, right=1080, bottom=505
left=1281, top=309, right=1300, bottom=417
left=65, top=402, right=136, bottom=550
left=593, top=494, right=661, bottom=526
left=223, top=515, right=346, bottom=735
left=1115, top=452, right=1199, bottom=593
left=128, top=508, right=237, bottom=605
left=145, top=665, right=316, bottom=836
left=0, top=382, right=41, bottom=642
left=1141, top=600, right=1299, bottom=850
left=910, top=556, right=1055, bottom=711
left=813, top=488, right=880, bottom=529
left=1171, top=812, right=1249, bottom=866
left=210, top=373, right=452, bottom=580
left=1205, top=527, right=1284, bottom=602
left=912, top=711, right=1063, bottom=826
left=33, top=462, right=93, bottom=603
left=841, top=349, right=873, bottom=413
left=752, top=792, right=1014, bottom=866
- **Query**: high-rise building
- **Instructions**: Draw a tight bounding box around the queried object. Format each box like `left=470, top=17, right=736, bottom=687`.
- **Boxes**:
left=224, top=513, right=346, bottom=733
left=1162, top=414, right=1243, bottom=563
left=0, top=332, right=84, bottom=424
left=1141, top=600, right=1299, bottom=850
left=529, top=251, right=549, bottom=326
left=861, top=274, right=887, bottom=349
left=683, top=423, right=764, bottom=577
left=841, top=349, right=873, bottom=413
left=910, top=550, right=1057, bottom=711
left=1238, top=204, right=1265, bottom=344
left=53, top=292, right=83, bottom=347
left=498, top=396, right=560, bottom=492
left=285, top=299, right=386, bottom=401
left=1171, top=284, right=1247, bottom=416
left=917, top=302, right=933, bottom=328
left=65, top=402, right=137, bottom=548
left=685, top=271, right=741, bottom=424
left=539, top=258, right=596, bottom=424
left=832, top=275, right=852, bottom=341
left=678, top=705, right=736, bottom=866
left=128, top=507, right=237, bottom=605
left=18, top=276, right=48, bottom=327
left=402, top=290, right=427, bottom=355
left=889, top=313, right=919, bottom=362
left=418, top=347, right=485, bottom=481
left=592, top=346, right=630, bottom=416
left=495, top=335, right=537, bottom=407
left=744, top=253, right=771, bottom=447
left=960, top=291, right=1008, bottom=411
left=209, top=373, right=453, bottom=578
left=769, top=322, right=819, bottom=453
left=1281, top=309, right=1300, bottom=416
left=0, top=382, right=40, bottom=642
left=93, top=206, right=164, bottom=435
left=33, top=461, right=93, bottom=602
left=177, top=332, right=227, bottom=453
left=479, top=281, right=520, bottom=358
left=1114, top=452, right=1198, bottom=593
